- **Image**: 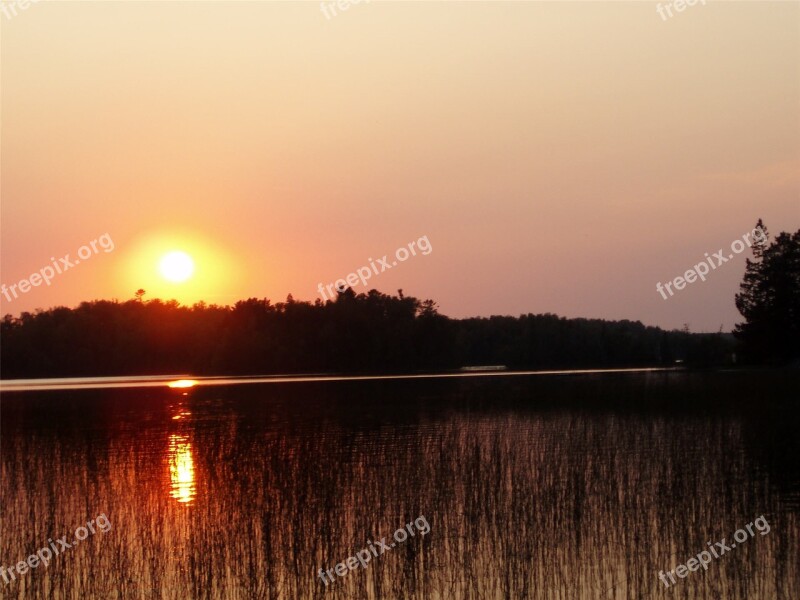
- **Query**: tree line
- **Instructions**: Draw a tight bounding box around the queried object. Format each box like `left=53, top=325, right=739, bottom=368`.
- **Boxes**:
left=1, top=220, right=796, bottom=379
left=1, top=289, right=733, bottom=378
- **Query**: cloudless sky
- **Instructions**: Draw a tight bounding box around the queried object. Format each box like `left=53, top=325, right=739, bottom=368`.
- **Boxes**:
left=2, top=1, right=798, bottom=331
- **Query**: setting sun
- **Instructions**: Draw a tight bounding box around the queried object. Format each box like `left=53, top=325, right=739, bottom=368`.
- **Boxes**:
left=118, top=230, right=242, bottom=306
left=159, top=251, right=195, bottom=283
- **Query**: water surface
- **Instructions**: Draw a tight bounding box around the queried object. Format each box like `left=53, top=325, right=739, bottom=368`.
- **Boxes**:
left=1, top=369, right=798, bottom=599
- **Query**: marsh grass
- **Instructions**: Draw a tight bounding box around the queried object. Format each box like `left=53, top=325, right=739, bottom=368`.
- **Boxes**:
left=1, top=370, right=798, bottom=599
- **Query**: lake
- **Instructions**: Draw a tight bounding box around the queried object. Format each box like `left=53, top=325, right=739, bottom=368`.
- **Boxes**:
left=1, top=369, right=798, bottom=599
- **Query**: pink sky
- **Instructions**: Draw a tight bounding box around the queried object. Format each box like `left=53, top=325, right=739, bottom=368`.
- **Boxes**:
left=1, top=1, right=798, bottom=332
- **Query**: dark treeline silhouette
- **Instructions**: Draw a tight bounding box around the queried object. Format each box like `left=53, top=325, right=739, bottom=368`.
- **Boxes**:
left=735, top=220, right=800, bottom=365
left=1, top=288, right=733, bottom=379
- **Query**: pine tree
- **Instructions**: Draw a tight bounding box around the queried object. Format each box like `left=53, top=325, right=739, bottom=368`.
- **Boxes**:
left=734, top=220, right=800, bottom=364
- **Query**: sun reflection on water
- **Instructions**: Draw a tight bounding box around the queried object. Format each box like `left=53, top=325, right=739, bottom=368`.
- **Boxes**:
left=168, top=434, right=196, bottom=504
left=168, top=379, right=198, bottom=389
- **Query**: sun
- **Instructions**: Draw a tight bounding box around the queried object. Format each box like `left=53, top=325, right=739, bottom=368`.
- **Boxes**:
left=159, top=251, right=195, bottom=283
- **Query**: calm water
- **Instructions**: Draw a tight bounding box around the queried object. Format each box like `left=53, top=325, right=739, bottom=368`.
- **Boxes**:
left=1, top=369, right=798, bottom=599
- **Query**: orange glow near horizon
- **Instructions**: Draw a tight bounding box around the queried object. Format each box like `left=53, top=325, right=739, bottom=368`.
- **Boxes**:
left=119, top=231, right=243, bottom=306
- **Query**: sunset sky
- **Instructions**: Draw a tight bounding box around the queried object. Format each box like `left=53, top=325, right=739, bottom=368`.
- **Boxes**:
left=2, top=1, right=798, bottom=332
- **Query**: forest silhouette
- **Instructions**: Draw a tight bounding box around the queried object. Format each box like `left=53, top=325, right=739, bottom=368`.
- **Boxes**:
left=2, top=222, right=797, bottom=379
left=1, top=289, right=733, bottom=378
